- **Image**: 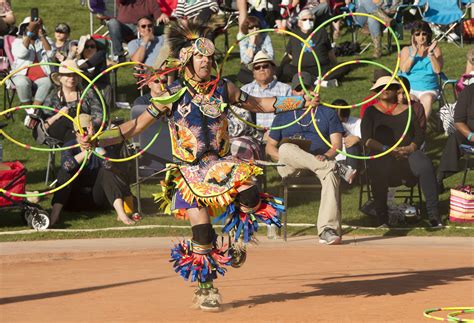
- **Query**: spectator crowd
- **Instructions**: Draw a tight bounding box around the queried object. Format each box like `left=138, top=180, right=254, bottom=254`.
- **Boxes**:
left=1, top=0, right=473, bottom=241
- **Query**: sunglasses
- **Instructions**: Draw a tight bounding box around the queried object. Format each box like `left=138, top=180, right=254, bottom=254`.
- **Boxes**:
left=84, top=44, right=96, bottom=49
left=414, top=32, right=428, bottom=37
left=76, top=127, right=88, bottom=134
left=153, top=79, right=167, bottom=84
left=254, top=63, right=270, bottom=71
left=140, top=24, right=153, bottom=29
left=55, top=29, right=68, bottom=34
left=294, top=85, right=311, bottom=92
left=301, top=18, right=314, bottom=21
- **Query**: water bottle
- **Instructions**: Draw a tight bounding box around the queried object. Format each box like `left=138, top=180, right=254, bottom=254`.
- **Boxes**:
left=267, top=224, right=277, bottom=239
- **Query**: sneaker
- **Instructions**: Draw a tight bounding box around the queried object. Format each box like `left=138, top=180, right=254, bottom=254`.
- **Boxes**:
left=319, top=228, right=342, bottom=245
left=320, top=79, right=339, bottom=88
left=335, top=162, right=357, bottom=184
left=429, top=217, right=443, bottom=228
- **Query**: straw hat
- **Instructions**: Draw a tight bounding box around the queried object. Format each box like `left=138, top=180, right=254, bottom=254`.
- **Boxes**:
left=73, top=114, right=92, bottom=132
left=50, top=60, right=80, bottom=86
left=249, top=50, right=275, bottom=70
left=370, top=76, right=400, bottom=91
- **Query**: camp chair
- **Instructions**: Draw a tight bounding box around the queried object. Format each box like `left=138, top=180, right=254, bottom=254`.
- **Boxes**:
left=1, top=35, right=16, bottom=115
left=417, top=0, right=471, bottom=47
left=86, top=0, right=116, bottom=36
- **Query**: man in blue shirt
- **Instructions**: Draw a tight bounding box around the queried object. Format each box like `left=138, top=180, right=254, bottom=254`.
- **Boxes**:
left=265, top=72, right=356, bottom=245
left=128, top=16, right=164, bottom=67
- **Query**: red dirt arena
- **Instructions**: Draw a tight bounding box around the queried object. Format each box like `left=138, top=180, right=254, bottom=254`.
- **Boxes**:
left=1, top=235, right=473, bottom=322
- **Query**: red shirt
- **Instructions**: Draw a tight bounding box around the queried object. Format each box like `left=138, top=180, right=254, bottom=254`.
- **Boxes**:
left=158, top=0, right=177, bottom=16
left=360, top=93, right=378, bottom=118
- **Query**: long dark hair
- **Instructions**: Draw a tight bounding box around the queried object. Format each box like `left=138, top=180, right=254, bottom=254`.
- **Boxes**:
left=411, top=21, right=433, bottom=44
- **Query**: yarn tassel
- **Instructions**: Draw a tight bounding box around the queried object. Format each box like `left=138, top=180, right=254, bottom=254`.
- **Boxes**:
left=170, top=240, right=231, bottom=283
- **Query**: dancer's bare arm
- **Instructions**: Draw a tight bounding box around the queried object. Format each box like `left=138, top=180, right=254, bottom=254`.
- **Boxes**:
left=226, top=81, right=319, bottom=114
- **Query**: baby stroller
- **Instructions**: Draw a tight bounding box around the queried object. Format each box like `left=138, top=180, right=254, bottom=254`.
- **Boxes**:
left=0, top=124, right=50, bottom=230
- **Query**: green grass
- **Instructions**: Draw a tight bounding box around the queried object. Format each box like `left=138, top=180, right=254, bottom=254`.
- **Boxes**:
left=0, top=1, right=473, bottom=241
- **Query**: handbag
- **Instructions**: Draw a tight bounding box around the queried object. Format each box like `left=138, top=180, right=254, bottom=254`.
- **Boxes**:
left=449, top=187, right=474, bottom=223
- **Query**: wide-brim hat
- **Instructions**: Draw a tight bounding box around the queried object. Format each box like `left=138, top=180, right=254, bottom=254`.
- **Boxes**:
left=249, top=50, right=275, bottom=70
left=51, top=59, right=80, bottom=86
left=73, top=114, right=92, bottom=132
left=370, top=76, right=401, bottom=91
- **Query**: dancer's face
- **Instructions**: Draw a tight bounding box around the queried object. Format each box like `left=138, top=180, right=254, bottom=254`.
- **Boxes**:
left=191, top=53, right=213, bottom=81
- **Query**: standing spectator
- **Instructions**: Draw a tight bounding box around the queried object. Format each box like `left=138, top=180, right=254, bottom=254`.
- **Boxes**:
left=361, top=76, right=440, bottom=227
left=354, top=0, right=393, bottom=58
left=33, top=60, right=103, bottom=144
left=128, top=16, right=165, bottom=67
left=437, top=85, right=474, bottom=190
left=51, top=23, right=72, bottom=72
left=278, top=9, right=348, bottom=86
left=265, top=72, right=356, bottom=245
left=0, top=0, right=14, bottom=36
left=70, top=36, right=112, bottom=111
left=241, top=51, right=291, bottom=138
left=400, top=21, right=443, bottom=120
left=11, top=17, right=53, bottom=127
left=175, top=0, right=219, bottom=21
left=237, top=16, right=274, bottom=85
left=107, top=0, right=168, bottom=61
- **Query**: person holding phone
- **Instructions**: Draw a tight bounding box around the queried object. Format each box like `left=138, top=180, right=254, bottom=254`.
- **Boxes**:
left=11, top=14, right=53, bottom=128
left=400, top=21, right=443, bottom=120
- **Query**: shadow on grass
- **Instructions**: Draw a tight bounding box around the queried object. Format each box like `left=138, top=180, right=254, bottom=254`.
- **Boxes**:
left=0, top=276, right=171, bottom=305
left=230, top=267, right=473, bottom=308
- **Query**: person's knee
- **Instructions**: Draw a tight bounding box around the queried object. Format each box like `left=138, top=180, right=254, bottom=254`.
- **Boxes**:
left=278, top=143, right=299, bottom=162
left=107, top=18, right=120, bottom=31
left=238, top=185, right=260, bottom=208
left=191, top=223, right=216, bottom=245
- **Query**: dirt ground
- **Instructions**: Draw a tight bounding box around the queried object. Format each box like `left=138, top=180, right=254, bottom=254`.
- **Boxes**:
left=1, top=235, right=473, bottom=322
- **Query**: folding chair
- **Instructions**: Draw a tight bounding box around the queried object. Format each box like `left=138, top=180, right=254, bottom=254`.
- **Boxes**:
left=460, top=144, right=474, bottom=185
left=86, top=0, right=116, bottom=36
left=279, top=170, right=322, bottom=241
left=417, top=0, right=471, bottom=47
left=1, top=35, right=17, bottom=114
left=131, top=104, right=173, bottom=215
left=358, top=154, right=424, bottom=216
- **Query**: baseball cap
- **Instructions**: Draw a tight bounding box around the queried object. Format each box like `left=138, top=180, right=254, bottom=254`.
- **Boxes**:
left=291, top=71, right=313, bottom=90
left=55, top=23, right=71, bottom=34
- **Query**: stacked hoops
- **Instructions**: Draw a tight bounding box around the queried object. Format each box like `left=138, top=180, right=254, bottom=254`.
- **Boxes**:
left=1, top=13, right=407, bottom=197
left=424, top=307, right=474, bottom=322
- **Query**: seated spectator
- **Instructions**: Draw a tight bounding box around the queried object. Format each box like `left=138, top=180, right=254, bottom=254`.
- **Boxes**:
left=354, top=0, right=393, bottom=58
left=455, top=47, right=474, bottom=95
left=265, top=72, right=356, bottom=245
left=361, top=76, right=441, bottom=227
left=437, top=85, right=474, bottom=190
left=332, top=99, right=361, bottom=174
left=70, top=35, right=112, bottom=110
left=237, top=16, right=274, bottom=85
left=278, top=9, right=349, bottom=86
left=49, top=114, right=136, bottom=227
left=360, top=68, right=391, bottom=118
left=241, top=51, right=291, bottom=138
left=128, top=16, right=164, bottom=67
left=400, top=21, right=443, bottom=120
left=175, top=0, right=219, bottom=22
left=133, top=72, right=167, bottom=106
left=51, top=23, right=72, bottom=70
left=299, top=0, right=332, bottom=27
left=11, top=17, right=53, bottom=123
left=106, top=0, right=167, bottom=61
left=33, top=60, right=103, bottom=145
left=0, top=0, right=15, bottom=36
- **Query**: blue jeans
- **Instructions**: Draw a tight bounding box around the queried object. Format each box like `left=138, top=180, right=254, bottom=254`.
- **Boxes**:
left=355, top=0, right=382, bottom=37
left=106, top=19, right=137, bottom=56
